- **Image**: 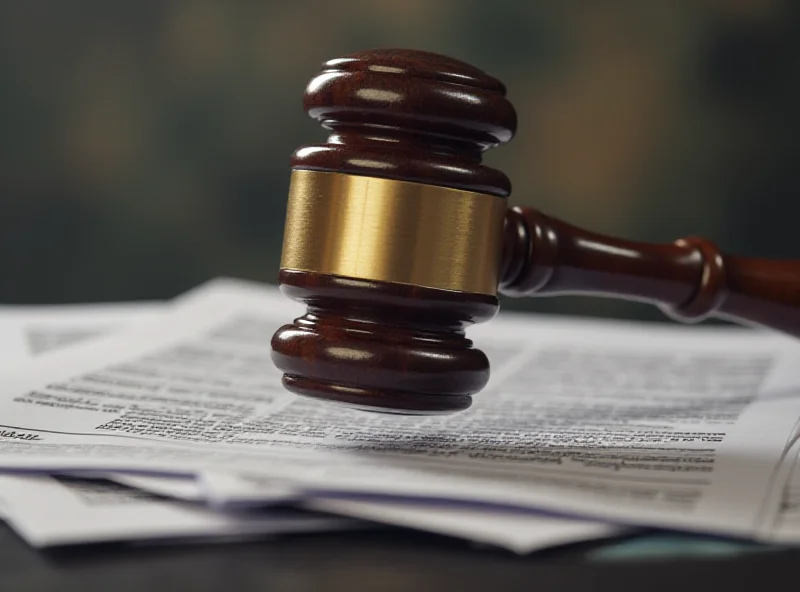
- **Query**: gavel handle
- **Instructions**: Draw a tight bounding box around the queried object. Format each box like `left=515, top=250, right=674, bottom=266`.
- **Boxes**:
left=499, top=206, right=800, bottom=338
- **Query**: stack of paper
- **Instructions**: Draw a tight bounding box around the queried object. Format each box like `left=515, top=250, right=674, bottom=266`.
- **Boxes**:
left=0, top=278, right=799, bottom=553
left=0, top=298, right=365, bottom=546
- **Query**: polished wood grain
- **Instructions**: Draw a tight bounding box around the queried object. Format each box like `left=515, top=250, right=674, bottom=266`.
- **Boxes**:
left=292, top=48, right=517, bottom=197
left=271, top=269, right=497, bottom=413
left=273, top=48, right=800, bottom=413
left=499, top=206, right=800, bottom=338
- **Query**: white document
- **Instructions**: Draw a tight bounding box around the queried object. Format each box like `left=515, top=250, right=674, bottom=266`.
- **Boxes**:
left=71, top=469, right=623, bottom=554
left=101, top=472, right=302, bottom=506
left=0, top=280, right=798, bottom=542
left=199, top=470, right=622, bottom=553
left=0, top=474, right=358, bottom=547
left=0, top=301, right=166, bottom=362
left=773, top=468, right=800, bottom=542
left=764, top=432, right=800, bottom=543
left=304, top=498, right=620, bottom=554
left=0, top=294, right=359, bottom=546
left=104, top=443, right=800, bottom=551
left=80, top=472, right=210, bottom=502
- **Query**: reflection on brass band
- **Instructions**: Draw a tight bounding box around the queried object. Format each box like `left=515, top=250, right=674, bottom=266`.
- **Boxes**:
left=280, top=170, right=507, bottom=295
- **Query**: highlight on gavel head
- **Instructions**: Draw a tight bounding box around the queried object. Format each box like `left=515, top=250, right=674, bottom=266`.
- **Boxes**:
left=270, top=49, right=517, bottom=414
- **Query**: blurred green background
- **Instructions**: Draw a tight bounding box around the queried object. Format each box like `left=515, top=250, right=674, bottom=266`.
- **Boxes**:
left=0, top=0, right=797, bottom=323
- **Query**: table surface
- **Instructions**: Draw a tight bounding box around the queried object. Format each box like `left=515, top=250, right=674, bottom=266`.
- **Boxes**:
left=2, top=522, right=798, bottom=592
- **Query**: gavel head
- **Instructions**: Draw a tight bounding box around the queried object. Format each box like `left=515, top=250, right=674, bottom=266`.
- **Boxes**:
left=270, top=49, right=517, bottom=414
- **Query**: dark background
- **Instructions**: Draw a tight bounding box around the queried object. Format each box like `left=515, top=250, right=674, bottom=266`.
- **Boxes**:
left=1, top=0, right=797, bottom=324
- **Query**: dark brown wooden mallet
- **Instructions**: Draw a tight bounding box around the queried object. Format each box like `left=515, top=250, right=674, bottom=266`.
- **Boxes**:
left=270, top=48, right=800, bottom=415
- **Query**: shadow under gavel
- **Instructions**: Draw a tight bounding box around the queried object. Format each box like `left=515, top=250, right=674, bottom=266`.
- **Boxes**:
left=270, top=48, right=800, bottom=414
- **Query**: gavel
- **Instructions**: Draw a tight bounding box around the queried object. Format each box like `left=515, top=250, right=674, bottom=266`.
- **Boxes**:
left=270, top=48, right=800, bottom=415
